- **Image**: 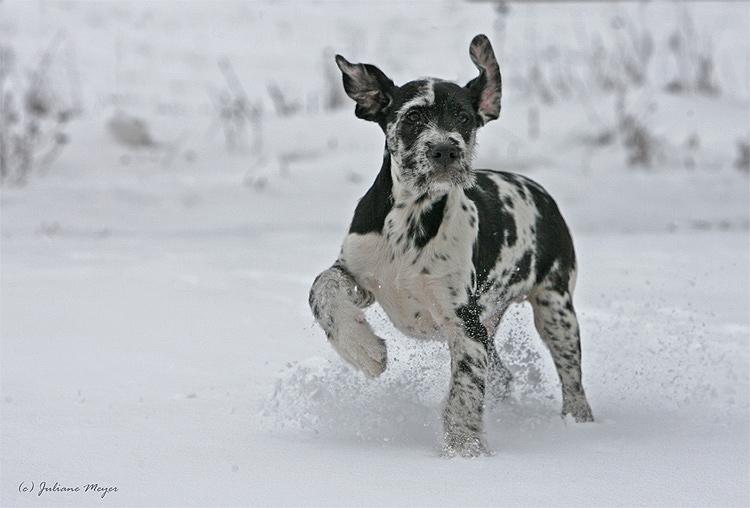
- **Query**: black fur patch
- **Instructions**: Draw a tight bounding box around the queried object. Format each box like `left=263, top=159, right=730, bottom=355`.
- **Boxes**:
left=409, top=195, right=448, bottom=249
left=456, top=300, right=489, bottom=348
left=431, top=82, right=477, bottom=142
left=509, top=249, right=533, bottom=286
left=464, top=172, right=516, bottom=291
left=398, top=81, right=477, bottom=148
left=522, top=179, right=576, bottom=288
left=349, top=148, right=394, bottom=235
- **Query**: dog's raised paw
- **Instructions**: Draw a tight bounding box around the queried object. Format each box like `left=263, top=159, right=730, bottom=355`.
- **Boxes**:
left=329, top=317, right=387, bottom=378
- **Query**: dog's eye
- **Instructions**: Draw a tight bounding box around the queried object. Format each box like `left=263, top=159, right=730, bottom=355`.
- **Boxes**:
left=405, top=110, right=422, bottom=124
left=458, top=112, right=472, bottom=125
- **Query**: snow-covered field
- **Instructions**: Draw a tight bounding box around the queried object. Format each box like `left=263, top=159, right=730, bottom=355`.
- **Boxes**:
left=1, top=1, right=749, bottom=507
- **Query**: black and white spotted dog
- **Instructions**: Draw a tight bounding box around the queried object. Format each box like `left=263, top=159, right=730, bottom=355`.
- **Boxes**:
left=309, top=35, right=593, bottom=457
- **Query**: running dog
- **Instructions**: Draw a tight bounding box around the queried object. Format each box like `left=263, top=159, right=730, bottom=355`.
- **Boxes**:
left=309, top=34, right=594, bottom=457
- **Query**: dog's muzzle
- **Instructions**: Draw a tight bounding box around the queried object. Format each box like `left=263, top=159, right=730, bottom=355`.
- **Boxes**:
left=426, top=142, right=467, bottom=182
left=427, top=142, right=460, bottom=168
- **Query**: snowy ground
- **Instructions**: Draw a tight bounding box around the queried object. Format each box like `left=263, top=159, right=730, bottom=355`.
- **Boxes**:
left=2, top=165, right=749, bottom=507
left=2, top=1, right=749, bottom=507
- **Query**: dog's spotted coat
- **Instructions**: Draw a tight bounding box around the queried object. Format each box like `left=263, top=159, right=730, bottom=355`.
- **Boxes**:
left=309, top=35, right=593, bottom=457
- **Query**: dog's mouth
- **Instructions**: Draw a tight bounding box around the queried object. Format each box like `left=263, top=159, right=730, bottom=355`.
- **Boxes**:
left=425, top=159, right=474, bottom=190
left=430, top=163, right=464, bottom=179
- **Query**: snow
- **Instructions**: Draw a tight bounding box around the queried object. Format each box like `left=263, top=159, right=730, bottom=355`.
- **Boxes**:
left=1, top=1, right=749, bottom=506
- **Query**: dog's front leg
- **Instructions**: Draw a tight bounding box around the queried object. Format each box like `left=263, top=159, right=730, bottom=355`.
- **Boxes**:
left=309, top=262, right=387, bottom=377
left=442, top=303, right=491, bottom=457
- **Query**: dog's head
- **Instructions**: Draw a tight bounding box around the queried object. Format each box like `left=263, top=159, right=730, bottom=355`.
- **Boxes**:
left=335, top=34, right=502, bottom=195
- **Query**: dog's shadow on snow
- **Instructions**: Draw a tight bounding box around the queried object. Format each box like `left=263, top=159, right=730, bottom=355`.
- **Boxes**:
left=261, top=306, right=578, bottom=451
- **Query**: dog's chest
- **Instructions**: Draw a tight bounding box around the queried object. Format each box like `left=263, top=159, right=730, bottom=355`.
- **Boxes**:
left=341, top=191, right=477, bottom=339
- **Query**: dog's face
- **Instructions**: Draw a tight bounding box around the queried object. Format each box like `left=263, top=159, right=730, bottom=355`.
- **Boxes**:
left=336, top=35, right=502, bottom=196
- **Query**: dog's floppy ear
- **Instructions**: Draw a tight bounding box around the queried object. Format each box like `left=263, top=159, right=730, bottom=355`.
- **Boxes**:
left=335, top=55, right=396, bottom=122
left=465, top=34, right=502, bottom=125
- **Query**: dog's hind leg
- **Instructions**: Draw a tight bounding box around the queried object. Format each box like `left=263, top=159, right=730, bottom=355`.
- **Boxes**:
left=529, top=268, right=593, bottom=422
left=309, top=262, right=387, bottom=377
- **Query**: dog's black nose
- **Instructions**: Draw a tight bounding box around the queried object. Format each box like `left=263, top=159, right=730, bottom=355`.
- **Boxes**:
left=427, top=143, right=459, bottom=165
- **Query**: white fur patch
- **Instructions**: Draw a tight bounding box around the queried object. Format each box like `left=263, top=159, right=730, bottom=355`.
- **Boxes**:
left=342, top=187, right=477, bottom=340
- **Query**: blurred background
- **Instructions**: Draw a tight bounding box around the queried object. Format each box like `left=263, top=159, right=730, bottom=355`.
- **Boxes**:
left=1, top=2, right=748, bottom=506
left=1, top=1, right=748, bottom=225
